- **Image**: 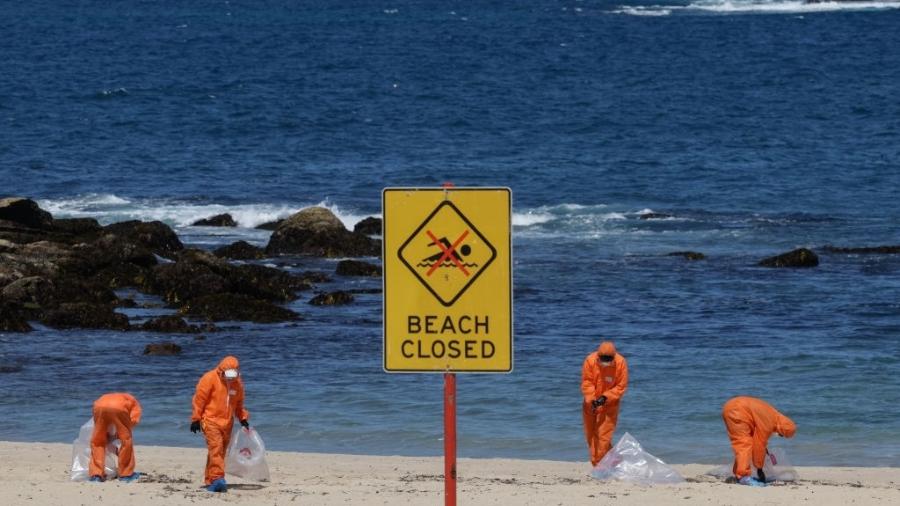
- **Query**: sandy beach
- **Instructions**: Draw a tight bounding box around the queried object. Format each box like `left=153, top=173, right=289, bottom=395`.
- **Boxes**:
left=1, top=441, right=898, bottom=505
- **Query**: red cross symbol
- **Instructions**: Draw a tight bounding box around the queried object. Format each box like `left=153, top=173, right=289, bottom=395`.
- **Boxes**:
left=425, top=229, right=470, bottom=277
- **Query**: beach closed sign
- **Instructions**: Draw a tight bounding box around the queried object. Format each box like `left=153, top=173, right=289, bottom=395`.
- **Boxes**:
left=383, top=187, right=512, bottom=373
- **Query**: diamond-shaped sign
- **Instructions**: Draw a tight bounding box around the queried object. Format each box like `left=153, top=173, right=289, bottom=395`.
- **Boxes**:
left=398, top=201, right=497, bottom=307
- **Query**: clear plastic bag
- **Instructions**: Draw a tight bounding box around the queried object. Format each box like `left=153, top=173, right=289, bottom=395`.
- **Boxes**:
left=591, top=432, right=684, bottom=484
left=225, top=426, right=270, bottom=481
left=705, top=447, right=798, bottom=482
left=70, top=418, right=120, bottom=481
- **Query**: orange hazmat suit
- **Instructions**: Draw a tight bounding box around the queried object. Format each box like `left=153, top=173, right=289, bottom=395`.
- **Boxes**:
left=722, top=396, right=796, bottom=479
left=581, top=341, right=629, bottom=466
left=192, top=356, right=250, bottom=485
left=90, top=392, right=142, bottom=479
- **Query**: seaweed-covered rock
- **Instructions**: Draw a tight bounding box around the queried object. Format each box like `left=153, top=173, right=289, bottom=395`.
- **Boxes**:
left=52, top=218, right=103, bottom=238
left=309, top=291, right=355, bottom=306
left=179, top=293, right=300, bottom=323
left=822, top=245, right=900, bottom=255
left=0, top=197, right=53, bottom=229
left=214, top=241, right=265, bottom=260
left=143, top=342, right=182, bottom=355
left=759, top=248, right=819, bottom=268
left=0, top=276, right=54, bottom=306
left=192, top=214, right=237, bottom=227
left=141, top=315, right=216, bottom=333
left=336, top=260, right=382, bottom=277
left=0, top=303, right=32, bottom=332
left=667, top=251, right=706, bottom=261
left=41, top=302, right=130, bottom=330
left=265, top=207, right=380, bottom=257
left=103, top=220, right=183, bottom=257
left=353, top=217, right=382, bottom=235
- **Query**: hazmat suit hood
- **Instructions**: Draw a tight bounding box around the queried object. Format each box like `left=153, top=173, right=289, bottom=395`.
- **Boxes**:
left=216, top=356, right=240, bottom=374
left=775, top=414, right=796, bottom=438
left=598, top=341, right=617, bottom=356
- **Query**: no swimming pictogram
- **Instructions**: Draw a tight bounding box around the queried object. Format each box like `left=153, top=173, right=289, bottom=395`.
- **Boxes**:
left=398, top=201, right=497, bottom=307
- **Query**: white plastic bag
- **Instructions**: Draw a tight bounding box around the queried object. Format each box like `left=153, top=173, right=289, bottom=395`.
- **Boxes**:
left=705, top=447, right=798, bottom=482
left=71, top=418, right=120, bottom=481
left=225, top=427, right=270, bottom=481
left=591, top=432, right=684, bottom=484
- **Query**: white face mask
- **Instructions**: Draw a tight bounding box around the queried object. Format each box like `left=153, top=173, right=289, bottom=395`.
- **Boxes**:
left=224, top=369, right=239, bottom=380
left=600, top=361, right=612, bottom=367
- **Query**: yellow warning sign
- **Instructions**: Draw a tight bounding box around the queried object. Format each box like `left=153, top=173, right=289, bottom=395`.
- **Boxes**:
left=383, top=188, right=512, bottom=373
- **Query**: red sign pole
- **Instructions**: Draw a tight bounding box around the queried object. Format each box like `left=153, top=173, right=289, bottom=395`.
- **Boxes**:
left=444, top=372, right=457, bottom=506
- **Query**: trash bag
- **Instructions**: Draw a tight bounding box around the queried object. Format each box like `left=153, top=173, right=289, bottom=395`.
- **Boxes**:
left=71, top=418, right=120, bottom=481
left=591, top=432, right=684, bottom=484
left=705, top=447, right=798, bottom=482
left=225, top=426, right=270, bottom=481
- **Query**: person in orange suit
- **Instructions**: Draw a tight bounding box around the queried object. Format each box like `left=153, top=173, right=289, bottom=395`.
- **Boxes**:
left=581, top=341, right=629, bottom=466
left=89, top=392, right=142, bottom=482
left=191, top=356, right=250, bottom=493
left=722, top=396, right=796, bottom=487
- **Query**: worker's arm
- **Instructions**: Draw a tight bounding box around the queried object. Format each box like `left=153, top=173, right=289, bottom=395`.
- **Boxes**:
left=581, top=356, right=596, bottom=404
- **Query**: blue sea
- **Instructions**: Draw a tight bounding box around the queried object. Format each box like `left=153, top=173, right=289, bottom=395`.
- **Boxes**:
left=2, top=0, right=900, bottom=467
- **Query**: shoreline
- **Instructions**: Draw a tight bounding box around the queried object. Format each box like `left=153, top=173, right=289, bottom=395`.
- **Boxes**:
left=2, top=441, right=898, bottom=505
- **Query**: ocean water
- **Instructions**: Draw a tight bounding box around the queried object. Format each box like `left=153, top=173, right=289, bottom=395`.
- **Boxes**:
left=2, top=0, right=900, bottom=467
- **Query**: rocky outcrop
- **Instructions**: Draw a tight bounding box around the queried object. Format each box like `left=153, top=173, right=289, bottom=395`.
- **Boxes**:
left=42, top=302, right=130, bottom=330
left=214, top=241, right=265, bottom=260
left=144, top=342, right=182, bottom=355
left=192, top=214, right=237, bottom=227
left=759, top=248, right=819, bottom=268
left=353, top=217, right=382, bottom=235
left=639, top=212, right=673, bottom=220
left=0, top=303, right=32, bottom=332
left=255, top=219, right=284, bottom=231
left=103, top=220, right=183, bottom=257
left=265, top=207, right=380, bottom=257
left=667, top=251, right=706, bottom=261
left=336, top=260, right=382, bottom=277
left=141, top=315, right=216, bottom=333
left=179, top=293, right=300, bottom=323
left=0, top=198, right=53, bottom=229
left=822, top=245, right=900, bottom=255
left=309, top=291, right=354, bottom=306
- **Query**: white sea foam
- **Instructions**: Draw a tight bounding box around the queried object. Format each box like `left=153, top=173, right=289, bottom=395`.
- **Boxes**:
left=612, top=0, right=900, bottom=16
left=37, top=194, right=374, bottom=230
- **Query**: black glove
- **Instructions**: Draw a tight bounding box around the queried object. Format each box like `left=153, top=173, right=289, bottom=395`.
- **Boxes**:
left=757, top=468, right=766, bottom=483
left=190, top=421, right=201, bottom=434
left=240, top=419, right=250, bottom=429
left=591, top=396, right=607, bottom=409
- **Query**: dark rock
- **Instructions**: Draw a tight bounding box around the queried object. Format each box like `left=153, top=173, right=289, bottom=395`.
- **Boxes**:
left=822, top=245, right=900, bottom=255
left=145, top=262, right=230, bottom=305
left=299, top=271, right=332, bottom=284
left=214, top=241, right=265, bottom=260
left=117, top=298, right=138, bottom=308
left=1, top=276, right=54, bottom=306
left=103, top=220, right=183, bottom=257
left=0, top=363, right=24, bottom=373
left=639, top=212, right=673, bottom=220
left=255, top=219, right=284, bottom=231
left=336, top=260, right=382, bottom=277
left=52, top=218, right=102, bottom=237
left=192, top=214, right=237, bottom=227
left=309, top=291, right=355, bottom=306
left=353, top=217, right=382, bottom=235
left=141, top=315, right=215, bottom=333
left=0, top=239, right=18, bottom=253
left=143, top=342, right=182, bottom=355
left=41, top=302, right=130, bottom=330
left=179, top=293, right=300, bottom=323
left=0, top=303, right=32, bottom=332
left=759, top=248, right=819, bottom=268
left=265, top=207, right=380, bottom=257
left=0, top=198, right=53, bottom=229
left=667, top=251, right=706, bottom=261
